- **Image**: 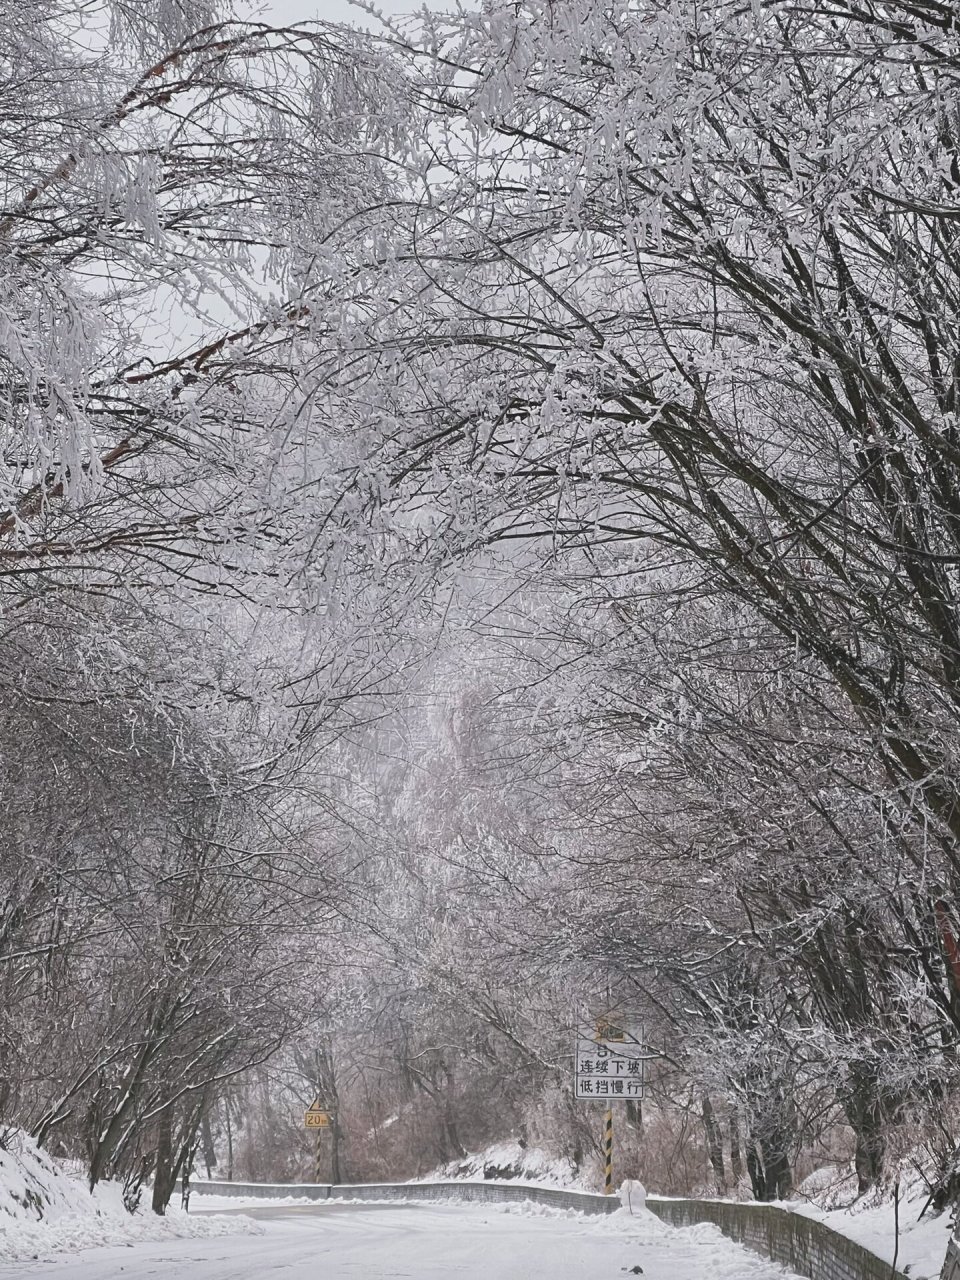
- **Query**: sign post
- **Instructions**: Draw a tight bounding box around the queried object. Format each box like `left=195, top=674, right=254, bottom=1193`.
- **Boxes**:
left=575, top=1021, right=652, bottom=1194
left=603, top=1105, right=613, bottom=1194
left=303, top=1100, right=331, bottom=1184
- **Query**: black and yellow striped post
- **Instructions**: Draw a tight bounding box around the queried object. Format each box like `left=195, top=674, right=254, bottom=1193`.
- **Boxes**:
left=305, top=1102, right=331, bottom=1182
left=603, top=1105, right=614, bottom=1194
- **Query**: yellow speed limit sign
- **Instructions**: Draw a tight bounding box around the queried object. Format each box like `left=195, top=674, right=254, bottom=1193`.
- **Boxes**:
left=304, top=1101, right=331, bottom=1129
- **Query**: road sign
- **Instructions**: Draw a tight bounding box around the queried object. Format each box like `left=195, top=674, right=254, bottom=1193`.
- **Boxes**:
left=575, top=1025, right=651, bottom=1101
left=304, top=1100, right=331, bottom=1129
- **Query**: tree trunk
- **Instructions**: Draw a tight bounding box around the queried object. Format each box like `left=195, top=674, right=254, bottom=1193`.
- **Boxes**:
left=853, top=1121, right=886, bottom=1195
left=200, top=1111, right=217, bottom=1179
left=702, top=1096, right=725, bottom=1192
left=443, top=1101, right=466, bottom=1161
left=730, top=1114, right=743, bottom=1185
left=746, top=1142, right=766, bottom=1200
left=331, top=1112, right=342, bottom=1184
left=844, top=1066, right=891, bottom=1194
left=761, top=1133, right=792, bottom=1200
left=151, top=1110, right=175, bottom=1216
left=746, top=1130, right=792, bottom=1201
left=225, top=1103, right=234, bottom=1182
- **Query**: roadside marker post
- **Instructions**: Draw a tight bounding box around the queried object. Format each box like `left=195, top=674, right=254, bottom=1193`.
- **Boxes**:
left=604, top=1106, right=613, bottom=1194
left=303, top=1100, right=331, bottom=1184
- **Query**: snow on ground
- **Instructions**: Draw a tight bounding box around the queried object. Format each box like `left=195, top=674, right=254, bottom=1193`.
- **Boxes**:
left=785, top=1174, right=952, bottom=1280
left=431, top=1140, right=584, bottom=1188
left=8, top=1124, right=943, bottom=1278
left=0, top=1129, right=260, bottom=1264
left=0, top=1199, right=805, bottom=1279
left=433, top=1142, right=953, bottom=1278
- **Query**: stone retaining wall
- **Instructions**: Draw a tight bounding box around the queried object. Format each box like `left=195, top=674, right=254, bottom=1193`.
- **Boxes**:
left=941, top=1237, right=959, bottom=1280
left=644, top=1197, right=908, bottom=1280
left=190, top=1179, right=911, bottom=1279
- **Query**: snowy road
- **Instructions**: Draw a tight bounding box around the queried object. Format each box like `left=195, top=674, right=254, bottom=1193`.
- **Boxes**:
left=1, top=1202, right=798, bottom=1280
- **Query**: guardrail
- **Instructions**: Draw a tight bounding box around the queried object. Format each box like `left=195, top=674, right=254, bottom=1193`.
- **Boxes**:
left=189, top=1179, right=618, bottom=1214
left=189, top=1178, right=911, bottom=1280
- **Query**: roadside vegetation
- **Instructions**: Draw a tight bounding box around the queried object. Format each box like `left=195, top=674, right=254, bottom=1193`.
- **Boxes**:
left=3, top=0, right=960, bottom=1236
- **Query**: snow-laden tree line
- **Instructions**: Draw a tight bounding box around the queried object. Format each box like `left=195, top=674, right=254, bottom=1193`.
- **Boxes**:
left=6, top=0, right=960, bottom=1226
left=0, top=0, right=423, bottom=1212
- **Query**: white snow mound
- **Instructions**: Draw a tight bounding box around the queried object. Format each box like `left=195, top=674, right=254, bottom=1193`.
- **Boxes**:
left=0, top=1128, right=260, bottom=1263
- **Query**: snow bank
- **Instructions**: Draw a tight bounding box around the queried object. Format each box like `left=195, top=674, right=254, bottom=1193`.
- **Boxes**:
left=497, top=1199, right=669, bottom=1233
left=786, top=1179, right=951, bottom=1280
left=190, top=1192, right=318, bottom=1210
left=431, top=1140, right=585, bottom=1188
left=433, top=1142, right=951, bottom=1276
left=497, top=1196, right=796, bottom=1280
left=0, top=1129, right=261, bottom=1263
left=620, top=1179, right=647, bottom=1211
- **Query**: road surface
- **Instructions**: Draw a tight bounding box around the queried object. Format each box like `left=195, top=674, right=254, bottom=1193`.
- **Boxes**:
left=2, top=1200, right=798, bottom=1279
